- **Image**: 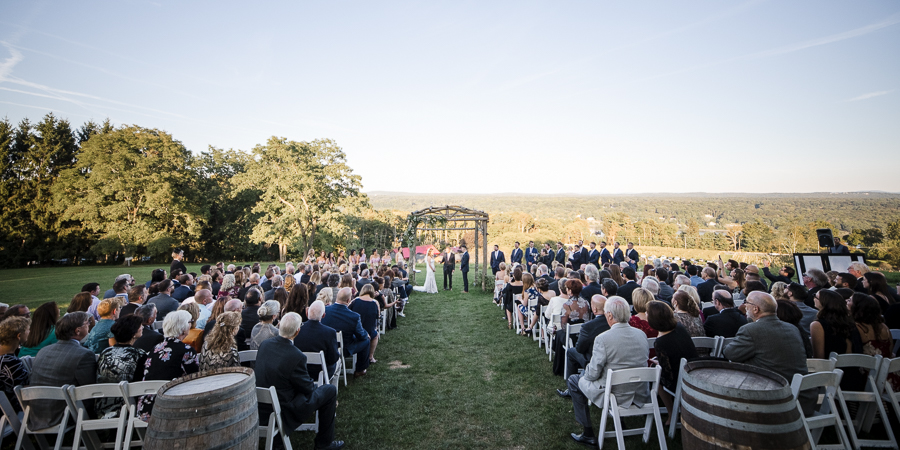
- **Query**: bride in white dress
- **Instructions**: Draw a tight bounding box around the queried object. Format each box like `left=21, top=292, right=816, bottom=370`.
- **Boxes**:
left=414, top=249, right=439, bottom=294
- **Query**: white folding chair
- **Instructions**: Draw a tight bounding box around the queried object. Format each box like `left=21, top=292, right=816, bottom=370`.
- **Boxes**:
left=596, top=366, right=667, bottom=450
left=719, top=337, right=734, bottom=356
left=512, top=294, right=524, bottom=333
left=538, top=306, right=548, bottom=349
left=119, top=380, right=166, bottom=449
left=690, top=336, right=719, bottom=358
left=378, top=309, right=387, bottom=337
left=336, top=332, right=354, bottom=386
left=891, top=329, right=900, bottom=356
left=527, top=297, right=540, bottom=343
left=151, top=321, right=163, bottom=332
left=829, top=353, right=897, bottom=449
left=239, top=350, right=258, bottom=363
left=14, top=385, right=73, bottom=450
left=666, top=358, right=688, bottom=439
left=876, top=357, right=900, bottom=442
left=807, top=358, right=837, bottom=374
left=295, top=352, right=328, bottom=434
left=304, top=351, right=337, bottom=390
left=0, top=393, right=35, bottom=450
left=546, top=313, right=560, bottom=361
left=256, top=386, right=293, bottom=450
left=790, top=369, right=851, bottom=450
left=562, top=323, right=583, bottom=378
left=65, top=384, right=127, bottom=450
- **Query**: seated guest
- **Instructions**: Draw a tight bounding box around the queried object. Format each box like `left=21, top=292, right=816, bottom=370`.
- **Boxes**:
left=283, top=283, right=311, bottom=321
left=600, top=279, right=617, bottom=298
left=775, top=300, right=813, bottom=358
left=240, top=288, right=263, bottom=343
left=29, top=312, right=97, bottom=430
left=133, top=304, right=164, bottom=353
left=96, top=315, right=146, bottom=418
left=350, top=284, right=381, bottom=364
left=655, top=268, right=674, bottom=302
left=294, top=300, right=340, bottom=382
left=852, top=294, right=900, bottom=391
left=138, top=310, right=199, bottom=420
left=616, top=267, right=640, bottom=303
left=120, top=285, right=147, bottom=317
left=580, top=266, right=604, bottom=302
left=251, top=300, right=281, bottom=350
left=0, top=317, right=31, bottom=411
left=723, top=292, right=816, bottom=415
left=703, top=290, right=746, bottom=338
left=264, top=275, right=283, bottom=301
left=558, top=295, right=609, bottom=396
left=200, top=311, right=241, bottom=371
left=672, top=290, right=705, bottom=337
left=84, top=298, right=121, bottom=353
left=217, top=274, right=239, bottom=300
left=19, top=302, right=58, bottom=357
left=810, top=289, right=860, bottom=359
left=802, top=269, right=830, bottom=307
left=256, top=312, right=344, bottom=450
left=565, top=296, right=651, bottom=446
left=641, top=277, right=661, bottom=301
left=193, top=289, right=214, bottom=329
left=863, top=271, right=900, bottom=313
left=648, top=300, right=698, bottom=426
left=148, top=279, right=179, bottom=320
left=783, top=282, right=816, bottom=332
left=203, top=299, right=250, bottom=352
left=629, top=288, right=658, bottom=339
left=544, top=278, right=569, bottom=334
left=770, top=281, right=788, bottom=300
left=178, top=302, right=203, bottom=352
left=696, top=268, right=718, bottom=305
left=172, top=274, right=195, bottom=301
left=552, top=280, right=588, bottom=376
left=834, top=272, right=857, bottom=290
left=322, top=288, right=370, bottom=377
left=67, top=292, right=95, bottom=329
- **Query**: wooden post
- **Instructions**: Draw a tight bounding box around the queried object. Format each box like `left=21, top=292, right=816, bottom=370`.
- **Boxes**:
left=482, top=222, right=488, bottom=291
left=409, top=234, right=417, bottom=285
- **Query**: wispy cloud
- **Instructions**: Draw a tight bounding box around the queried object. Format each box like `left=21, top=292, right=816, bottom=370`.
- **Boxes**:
left=847, top=90, right=894, bottom=102
left=0, top=42, right=24, bottom=80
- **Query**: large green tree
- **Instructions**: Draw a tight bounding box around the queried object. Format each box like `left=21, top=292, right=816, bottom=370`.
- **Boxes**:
left=233, top=137, right=366, bottom=262
left=52, top=125, right=205, bottom=260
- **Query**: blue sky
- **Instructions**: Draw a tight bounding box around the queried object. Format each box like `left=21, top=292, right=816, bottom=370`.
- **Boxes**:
left=1, top=1, right=898, bottom=194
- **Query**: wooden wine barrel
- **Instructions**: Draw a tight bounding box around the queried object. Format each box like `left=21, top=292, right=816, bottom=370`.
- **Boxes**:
left=145, top=367, right=258, bottom=450
left=679, top=360, right=810, bottom=450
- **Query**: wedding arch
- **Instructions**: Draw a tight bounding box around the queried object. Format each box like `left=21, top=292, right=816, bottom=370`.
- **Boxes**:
left=403, top=205, right=490, bottom=290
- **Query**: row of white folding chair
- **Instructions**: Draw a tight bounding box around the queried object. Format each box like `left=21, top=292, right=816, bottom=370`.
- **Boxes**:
left=0, top=392, right=35, bottom=450
left=828, top=352, right=897, bottom=450
left=594, top=365, right=667, bottom=450
left=562, top=323, right=583, bottom=378
left=256, top=386, right=293, bottom=450
left=876, top=357, right=900, bottom=448
left=336, top=331, right=351, bottom=387
left=891, top=329, right=900, bottom=356
left=296, top=351, right=328, bottom=434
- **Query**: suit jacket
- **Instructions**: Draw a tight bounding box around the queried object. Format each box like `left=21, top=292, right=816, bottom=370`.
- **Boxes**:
left=293, top=320, right=340, bottom=380
left=541, top=252, right=553, bottom=267
left=443, top=252, right=456, bottom=271
left=625, top=248, right=639, bottom=265
left=356, top=278, right=374, bottom=293
left=148, top=293, right=179, bottom=320
left=579, top=323, right=651, bottom=407
left=260, top=279, right=273, bottom=292
left=613, top=248, right=625, bottom=265
left=29, top=340, right=98, bottom=429
left=255, top=336, right=317, bottom=431
left=171, top=285, right=194, bottom=302
left=600, top=248, right=612, bottom=265
left=587, top=249, right=600, bottom=267
left=578, top=248, right=589, bottom=267
left=617, top=281, right=639, bottom=304
left=490, top=251, right=505, bottom=271
left=525, top=247, right=538, bottom=264
left=703, top=308, right=747, bottom=338
left=555, top=248, right=566, bottom=265
left=460, top=252, right=470, bottom=272
left=321, top=303, right=369, bottom=348
left=134, top=325, right=164, bottom=352
left=658, top=282, right=675, bottom=302
left=511, top=248, right=523, bottom=265
left=696, top=279, right=717, bottom=305
left=581, top=281, right=604, bottom=302
left=549, top=279, right=562, bottom=296
left=241, top=305, right=261, bottom=344
left=575, top=316, right=611, bottom=362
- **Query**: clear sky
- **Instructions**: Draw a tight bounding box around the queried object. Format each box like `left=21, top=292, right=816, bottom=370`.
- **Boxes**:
left=2, top=1, right=898, bottom=194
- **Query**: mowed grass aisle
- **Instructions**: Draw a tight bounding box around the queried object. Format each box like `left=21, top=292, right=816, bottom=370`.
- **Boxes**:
left=326, top=270, right=680, bottom=450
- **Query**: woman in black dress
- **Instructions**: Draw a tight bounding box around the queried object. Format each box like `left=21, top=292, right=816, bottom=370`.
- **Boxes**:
left=350, top=284, right=381, bottom=364
left=810, top=289, right=861, bottom=360
left=137, top=310, right=199, bottom=420
left=648, top=300, right=698, bottom=427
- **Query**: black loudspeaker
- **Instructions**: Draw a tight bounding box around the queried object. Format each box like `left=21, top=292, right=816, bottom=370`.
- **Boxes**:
left=816, top=228, right=834, bottom=248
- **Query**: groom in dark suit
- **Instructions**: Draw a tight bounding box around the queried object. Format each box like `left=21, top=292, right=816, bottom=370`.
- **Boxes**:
left=460, top=245, right=470, bottom=293
left=510, top=242, right=523, bottom=266
left=490, top=245, right=505, bottom=275
left=442, top=247, right=455, bottom=290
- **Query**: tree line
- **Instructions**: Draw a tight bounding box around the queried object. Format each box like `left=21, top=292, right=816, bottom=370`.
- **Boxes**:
left=0, top=114, right=403, bottom=267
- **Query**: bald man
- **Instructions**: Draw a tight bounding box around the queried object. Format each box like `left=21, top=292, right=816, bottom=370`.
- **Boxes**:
left=722, top=292, right=815, bottom=415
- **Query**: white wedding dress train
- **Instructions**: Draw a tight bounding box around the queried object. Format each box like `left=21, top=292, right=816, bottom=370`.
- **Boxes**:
left=414, top=256, right=439, bottom=293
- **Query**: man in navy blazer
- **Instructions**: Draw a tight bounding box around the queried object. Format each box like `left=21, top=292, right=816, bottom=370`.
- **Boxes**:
left=321, top=288, right=370, bottom=376
left=587, top=242, right=600, bottom=268
left=599, top=242, right=613, bottom=266
left=490, top=245, right=505, bottom=275
left=612, top=242, right=625, bottom=265
left=616, top=267, right=640, bottom=304
left=294, top=300, right=340, bottom=382
left=460, top=245, right=470, bottom=293
left=704, top=291, right=747, bottom=338
left=257, top=312, right=344, bottom=450
left=524, top=241, right=538, bottom=271
left=510, top=242, right=523, bottom=266
left=696, top=267, right=719, bottom=305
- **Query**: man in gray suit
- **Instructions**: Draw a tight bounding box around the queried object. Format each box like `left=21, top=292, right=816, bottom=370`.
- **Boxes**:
left=29, top=312, right=97, bottom=430
left=723, top=291, right=815, bottom=415
left=565, top=296, right=650, bottom=446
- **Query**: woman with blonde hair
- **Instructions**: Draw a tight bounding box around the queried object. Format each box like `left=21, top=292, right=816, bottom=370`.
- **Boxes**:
left=283, top=273, right=295, bottom=293
left=677, top=285, right=702, bottom=313
left=250, top=300, right=280, bottom=350
left=316, top=288, right=334, bottom=306
left=629, top=288, right=659, bottom=339
left=200, top=311, right=241, bottom=371
left=309, top=271, right=322, bottom=288
left=493, top=262, right=509, bottom=305
left=217, top=274, right=238, bottom=300
left=771, top=281, right=789, bottom=300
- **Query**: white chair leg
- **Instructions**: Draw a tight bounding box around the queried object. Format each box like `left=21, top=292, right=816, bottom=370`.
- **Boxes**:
left=654, top=399, right=668, bottom=450
left=597, top=397, right=609, bottom=450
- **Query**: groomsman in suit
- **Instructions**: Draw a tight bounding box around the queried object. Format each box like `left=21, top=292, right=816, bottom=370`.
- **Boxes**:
left=577, top=240, right=589, bottom=267
left=545, top=243, right=556, bottom=266
left=555, top=242, right=566, bottom=266
left=525, top=241, right=538, bottom=271
left=569, top=243, right=584, bottom=268
left=587, top=242, right=600, bottom=268
left=510, top=242, right=523, bottom=266
left=612, top=242, right=625, bottom=265
left=490, top=245, right=505, bottom=275
left=599, top=242, right=613, bottom=266
left=442, top=247, right=456, bottom=290
left=625, top=242, right=640, bottom=269
left=460, top=246, right=470, bottom=293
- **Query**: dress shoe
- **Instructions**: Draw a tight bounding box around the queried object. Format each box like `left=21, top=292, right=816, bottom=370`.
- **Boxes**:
left=556, top=389, right=570, bottom=398
left=570, top=433, right=597, bottom=446
left=353, top=371, right=367, bottom=378
left=315, top=441, right=345, bottom=450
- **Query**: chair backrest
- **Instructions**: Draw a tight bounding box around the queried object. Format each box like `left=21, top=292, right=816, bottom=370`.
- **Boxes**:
left=239, top=350, right=258, bottom=363
left=152, top=320, right=164, bottom=331
left=647, top=337, right=657, bottom=348
left=691, top=336, right=718, bottom=350
left=14, top=385, right=70, bottom=433
left=256, top=386, right=284, bottom=429
left=829, top=352, right=882, bottom=372
left=67, top=384, right=125, bottom=403
left=791, top=369, right=843, bottom=398
left=603, top=366, right=660, bottom=395
left=876, top=357, right=900, bottom=395
left=807, top=358, right=837, bottom=374
left=303, top=351, right=328, bottom=385
left=0, top=391, right=33, bottom=450
left=891, top=329, right=900, bottom=355
left=566, top=323, right=582, bottom=336
left=336, top=331, right=345, bottom=353
left=119, top=380, right=166, bottom=407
